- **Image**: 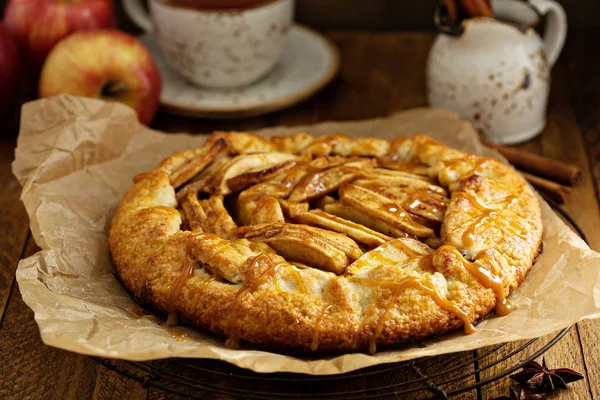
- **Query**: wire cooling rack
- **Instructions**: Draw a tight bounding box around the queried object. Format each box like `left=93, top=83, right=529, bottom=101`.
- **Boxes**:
left=93, top=197, right=586, bottom=399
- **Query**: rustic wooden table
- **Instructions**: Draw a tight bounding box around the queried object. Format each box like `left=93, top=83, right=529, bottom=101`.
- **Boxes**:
left=0, top=30, right=598, bottom=400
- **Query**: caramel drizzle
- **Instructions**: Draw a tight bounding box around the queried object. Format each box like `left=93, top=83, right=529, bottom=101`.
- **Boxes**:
left=358, top=182, right=446, bottom=221
left=354, top=240, right=423, bottom=274
left=166, top=238, right=199, bottom=327
left=468, top=158, right=490, bottom=177
left=273, top=265, right=308, bottom=326
left=442, top=157, right=529, bottom=246
left=225, top=255, right=286, bottom=348
left=350, top=242, right=432, bottom=351
left=388, top=239, right=422, bottom=258
left=311, top=305, right=333, bottom=351
left=414, top=137, right=447, bottom=162
left=131, top=305, right=146, bottom=317
left=351, top=321, right=363, bottom=350
left=385, top=160, right=427, bottom=171
left=381, top=138, right=406, bottom=163
left=168, top=329, right=190, bottom=342
left=350, top=274, right=475, bottom=354
left=288, top=266, right=308, bottom=294
left=351, top=241, right=513, bottom=352
left=464, top=213, right=498, bottom=247
left=443, top=156, right=489, bottom=177
left=405, top=194, right=443, bottom=220
left=418, top=253, right=435, bottom=273
left=131, top=305, right=158, bottom=322
left=441, top=245, right=512, bottom=316
left=382, top=202, right=409, bottom=219
left=450, top=193, right=525, bottom=247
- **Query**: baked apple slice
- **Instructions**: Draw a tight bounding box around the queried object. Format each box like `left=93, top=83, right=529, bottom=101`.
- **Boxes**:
left=358, top=170, right=447, bottom=195
left=287, top=208, right=391, bottom=248
left=226, top=160, right=296, bottom=193
left=352, top=179, right=448, bottom=222
left=240, top=223, right=362, bottom=274
left=323, top=202, right=411, bottom=238
left=288, top=159, right=374, bottom=202
left=168, top=138, right=230, bottom=188
left=212, top=131, right=276, bottom=153
left=339, top=183, right=435, bottom=238
left=211, top=153, right=298, bottom=195
left=180, top=192, right=238, bottom=240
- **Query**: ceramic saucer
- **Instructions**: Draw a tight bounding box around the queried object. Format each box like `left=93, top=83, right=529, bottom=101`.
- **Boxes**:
left=140, top=25, right=340, bottom=119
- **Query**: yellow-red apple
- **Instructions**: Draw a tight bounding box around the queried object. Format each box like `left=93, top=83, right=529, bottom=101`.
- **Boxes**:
left=39, top=29, right=162, bottom=125
left=4, top=0, right=115, bottom=68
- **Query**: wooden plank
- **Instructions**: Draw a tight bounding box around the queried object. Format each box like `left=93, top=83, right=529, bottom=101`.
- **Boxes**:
left=584, top=128, right=600, bottom=199
left=316, top=31, right=432, bottom=121
left=146, top=354, right=477, bottom=399
left=562, top=29, right=600, bottom=400
left=152, top=108, right=281, bottom=135
left=154, top=33, right=435, bottom=133
left=577, top=320, right=600, bottom=400
left=147, top=389, right=185, bottom=400
left=539, top=115, right=600, bottom=250
left=563, top=29, right=600, bottom=131
left=0, top=140, right=31, bottom=322
left=360, top=353, right=477, bottom=399
left=146, top=357, right=367, bottom=399
left=478, top=329, right=590, bottom=399
left=0, top=238, right=98, bottom=400
left=92, top=366, right=148, bottom=400
left=477, top=34, right=598, bottom=399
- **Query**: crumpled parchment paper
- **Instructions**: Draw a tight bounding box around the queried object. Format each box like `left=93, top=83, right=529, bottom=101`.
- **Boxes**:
left=12, top=95, right=600, bottom=374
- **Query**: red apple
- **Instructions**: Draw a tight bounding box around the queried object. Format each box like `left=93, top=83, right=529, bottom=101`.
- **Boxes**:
left=0, top=22, right=23, bottom=125
left=39, top=29, right=162, bottom=125
left=4, top=0, right=115, bottom=68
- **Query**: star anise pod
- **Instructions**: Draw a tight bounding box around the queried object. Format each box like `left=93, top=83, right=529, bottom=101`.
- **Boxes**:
left=510, top=358, right=584, bottom=392
left=492, top=386, right=546, bottom=400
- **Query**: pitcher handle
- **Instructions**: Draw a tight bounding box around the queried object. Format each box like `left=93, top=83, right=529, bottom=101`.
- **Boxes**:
left=123, top=0, right=154, bottom=33
left=529, top=0, right=567, bottom=67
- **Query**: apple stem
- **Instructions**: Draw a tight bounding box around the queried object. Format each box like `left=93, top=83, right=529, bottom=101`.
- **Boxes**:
left=101, top=81, right=129, bottom=98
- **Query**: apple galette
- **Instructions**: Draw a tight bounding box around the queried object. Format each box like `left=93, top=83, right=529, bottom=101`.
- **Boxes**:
left=109, top=132, right=542, bottom=354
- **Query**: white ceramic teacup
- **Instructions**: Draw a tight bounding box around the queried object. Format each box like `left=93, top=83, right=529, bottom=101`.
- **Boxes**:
left=123, top=0, right=294, bottom=88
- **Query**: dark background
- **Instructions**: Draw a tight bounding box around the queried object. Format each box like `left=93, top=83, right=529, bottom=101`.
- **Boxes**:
left=1, top=0, right=599, bottom=31
left=290, top=0, right=600, bottom=30
left=1, top=0, right=596, bottom=135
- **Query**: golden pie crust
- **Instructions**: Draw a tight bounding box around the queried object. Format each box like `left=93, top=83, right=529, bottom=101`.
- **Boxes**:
left=109, top=132, right=542, bottom=354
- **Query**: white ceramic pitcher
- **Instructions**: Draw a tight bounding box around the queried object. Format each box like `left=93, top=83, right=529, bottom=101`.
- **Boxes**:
left=427, top=0, right=567, bottom=144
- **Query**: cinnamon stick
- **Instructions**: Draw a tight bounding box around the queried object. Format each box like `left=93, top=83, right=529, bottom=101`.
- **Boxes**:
left=483, top=141, right=581, bottom=186
left=459, top=0, right=479, bottom=17
left=458, top=0, right=493, bottom=18
left=443, top=0, right=459, bottom=25
left=472, top=0, right=493, bottom=17
left=521, top=172, right=571, bottom=204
